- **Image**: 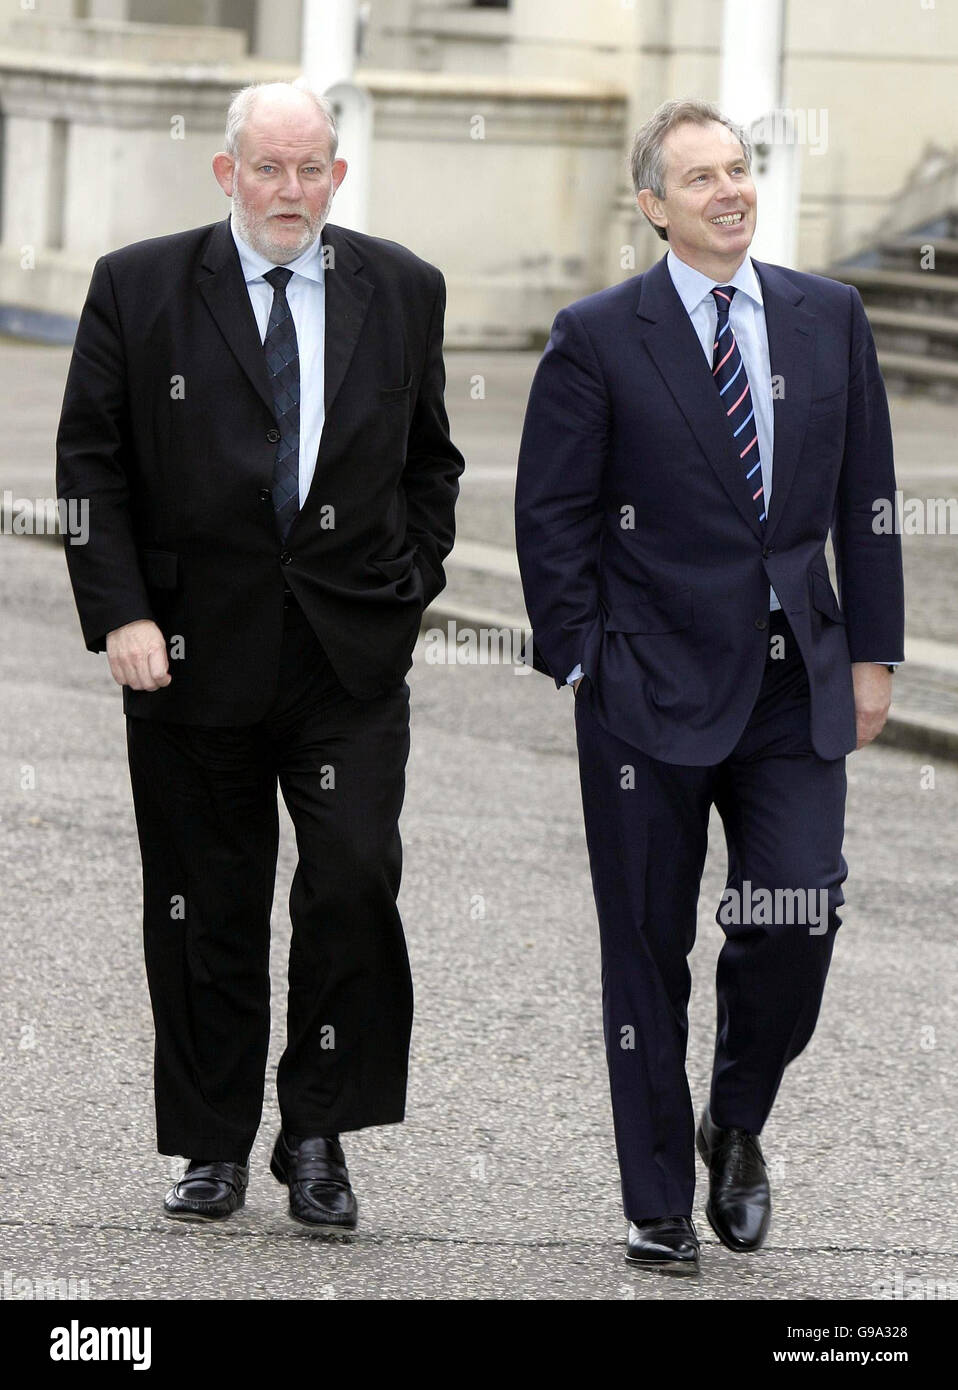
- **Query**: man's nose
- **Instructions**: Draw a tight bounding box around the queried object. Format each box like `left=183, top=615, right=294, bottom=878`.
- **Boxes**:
left=715, top=173, right=739, bottom=200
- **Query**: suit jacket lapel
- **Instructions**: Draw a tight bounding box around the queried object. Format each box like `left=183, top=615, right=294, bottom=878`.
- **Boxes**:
left=636, top=253, right=815, bottom=545
left=196, top=217, right=274, bottom=414
left=636, top=256, right=764, bottom=540
left=320, top=222, right=374, bottom=418
left=752, top=259, right=815, bottom=543
left=195, top=219, right=376, bottom=426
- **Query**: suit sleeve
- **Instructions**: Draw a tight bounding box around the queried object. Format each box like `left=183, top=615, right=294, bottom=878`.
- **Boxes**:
left=403, top=268, right=465, bottom=609
left=514, top=306, right=608, bottom=686
left=832, top=285, right=905, bottom=664
left=56, top=255, right=153, bottom=653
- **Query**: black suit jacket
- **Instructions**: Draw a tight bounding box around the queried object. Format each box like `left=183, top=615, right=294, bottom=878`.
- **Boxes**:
left=56, top=216, right=464, bottom=721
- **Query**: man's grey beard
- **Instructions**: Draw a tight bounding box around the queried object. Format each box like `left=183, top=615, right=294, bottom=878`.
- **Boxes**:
left=230, top=184, right=335, bottom=264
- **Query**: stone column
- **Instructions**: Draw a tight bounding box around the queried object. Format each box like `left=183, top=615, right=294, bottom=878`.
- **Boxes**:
left=606, top=0, right=674, bottom=284
left=1, top=116, right=60, bottom=255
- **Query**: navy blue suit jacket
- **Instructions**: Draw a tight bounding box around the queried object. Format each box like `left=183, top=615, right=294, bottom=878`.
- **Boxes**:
left=514, top=252, right=905, bottom=764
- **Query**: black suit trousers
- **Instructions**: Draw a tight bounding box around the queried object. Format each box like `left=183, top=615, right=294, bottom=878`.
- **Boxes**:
left=125, top=598, right=413, bottom=1161
left=573, top=611, right=848, bottom=1221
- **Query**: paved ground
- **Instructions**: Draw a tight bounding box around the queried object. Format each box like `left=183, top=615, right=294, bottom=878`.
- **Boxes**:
left=2, top=340, right=957, bottom=1301
left=2, top=529, right=957, bottom=1301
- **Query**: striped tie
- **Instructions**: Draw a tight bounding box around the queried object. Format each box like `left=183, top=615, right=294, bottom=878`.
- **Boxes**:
left=710, top=285, right=765, bottom=525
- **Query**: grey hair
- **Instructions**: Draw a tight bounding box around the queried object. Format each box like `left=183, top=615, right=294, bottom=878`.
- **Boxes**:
left=630, top=98, right=752, bottom=242
left=224, top=78, right=339, bottom=161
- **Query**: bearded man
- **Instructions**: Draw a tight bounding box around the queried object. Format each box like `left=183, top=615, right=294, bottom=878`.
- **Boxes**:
left=56, top=80, right=463, bottom=1230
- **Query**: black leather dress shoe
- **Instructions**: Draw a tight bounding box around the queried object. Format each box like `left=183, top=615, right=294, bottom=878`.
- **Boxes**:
left=696, top=1104, right=771, bottom=1251
left=625, top=1216, right=700, bottom=1273
left=163, top=1159, right=249, bottom=1222
left=270, top=1130, right=358, bottom=1233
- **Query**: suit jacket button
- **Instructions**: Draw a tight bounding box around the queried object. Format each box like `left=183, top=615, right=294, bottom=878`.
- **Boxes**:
left=755, top=617, right=768, bottom=630
left=762, top=546, right=774, bottom=558
left=258, top=488, right=271, bottom=503
left=280, top=550, right=292, bottom=565
left=267, top=428, right=280, bottom=443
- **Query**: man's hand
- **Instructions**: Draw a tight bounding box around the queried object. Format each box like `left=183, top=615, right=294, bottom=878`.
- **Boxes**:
left=851, top=662, right=892, bottom=749
left=106, top=619, right=171, bottom=691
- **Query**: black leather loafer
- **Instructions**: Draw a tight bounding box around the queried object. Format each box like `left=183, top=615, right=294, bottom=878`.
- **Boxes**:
left=270, top=1130, right=358, bottom=1233
left=625, top=1215, right=700, bottom=1274
left=696, top=1103, right=771, bottom=1251
left=163, top=1159, right=249, bottom=1222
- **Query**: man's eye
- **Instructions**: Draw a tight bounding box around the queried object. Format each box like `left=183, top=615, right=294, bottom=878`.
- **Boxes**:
left=260, top=165, right=275, bottom=173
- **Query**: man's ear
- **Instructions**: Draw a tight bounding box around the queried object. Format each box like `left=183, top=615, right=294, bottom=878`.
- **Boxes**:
left=331, top=158, right=348, bottom=193
left=212, top=152, right=235, bottom=197
left=636, top=188, right=667, bottom=236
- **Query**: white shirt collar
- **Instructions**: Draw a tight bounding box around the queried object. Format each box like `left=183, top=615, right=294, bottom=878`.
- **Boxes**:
left=666, top=246, right=763, bottom=314
left=229, top=216, right=325, bottom=286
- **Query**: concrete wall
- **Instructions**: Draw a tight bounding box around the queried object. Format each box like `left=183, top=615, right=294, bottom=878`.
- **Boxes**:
left=0, top=0, right=954, bottom=337
left=0, top=37, right=625, bottom=344
left=363, top=0, right=958, bottom=270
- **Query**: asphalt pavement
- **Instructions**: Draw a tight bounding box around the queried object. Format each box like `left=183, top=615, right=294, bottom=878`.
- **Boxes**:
left=1, top=338, right=956, bottom=1302
left=1, top=531, right=956, bottom=1300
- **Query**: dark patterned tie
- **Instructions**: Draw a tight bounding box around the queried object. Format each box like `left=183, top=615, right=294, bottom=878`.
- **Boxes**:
left=711, top=285, right=765, bottom=525
left=263, top=266, right=300, bottom=542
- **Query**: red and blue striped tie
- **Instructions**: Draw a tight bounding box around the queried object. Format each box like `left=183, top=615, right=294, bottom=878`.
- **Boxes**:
left=711, top=285, right=765, bottom=525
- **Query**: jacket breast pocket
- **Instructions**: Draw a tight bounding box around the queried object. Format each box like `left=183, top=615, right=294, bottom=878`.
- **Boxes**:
left=810, top=568, right=844, bottom=623
left=140, top=548, right=179, bottom=590
left=604, top=585, right=693, bottom=634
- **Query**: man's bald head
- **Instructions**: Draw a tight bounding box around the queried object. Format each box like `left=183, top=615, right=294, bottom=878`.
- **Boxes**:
left=225, top=80, right=338, bottom=164
left=212, top=79, right=347, bottom=263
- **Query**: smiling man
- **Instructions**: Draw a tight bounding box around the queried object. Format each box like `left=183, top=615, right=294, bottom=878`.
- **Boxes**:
left=57, top=80, right=463, bottom=1230
left=515, top=98, right=904, bottom=1273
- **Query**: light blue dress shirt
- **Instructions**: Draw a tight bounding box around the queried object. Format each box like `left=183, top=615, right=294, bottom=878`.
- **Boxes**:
left=666, top=247, right=780, bottom=614
left=230, top=219, right=326, bottom=507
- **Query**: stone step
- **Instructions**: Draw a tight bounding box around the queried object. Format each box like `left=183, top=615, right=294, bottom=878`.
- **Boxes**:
left=874, top=350, right=958, bottom=402
left=825, top=226, right=958, bottom=397
left=878, top=237, right=958, bottom=276
left=867, top=305, right=958, bottom=353
left=829, top=266, right=958, bottom=316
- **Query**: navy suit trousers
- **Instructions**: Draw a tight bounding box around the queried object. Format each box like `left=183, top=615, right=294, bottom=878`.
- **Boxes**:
left=573, top=611, right=848, bottom=1220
